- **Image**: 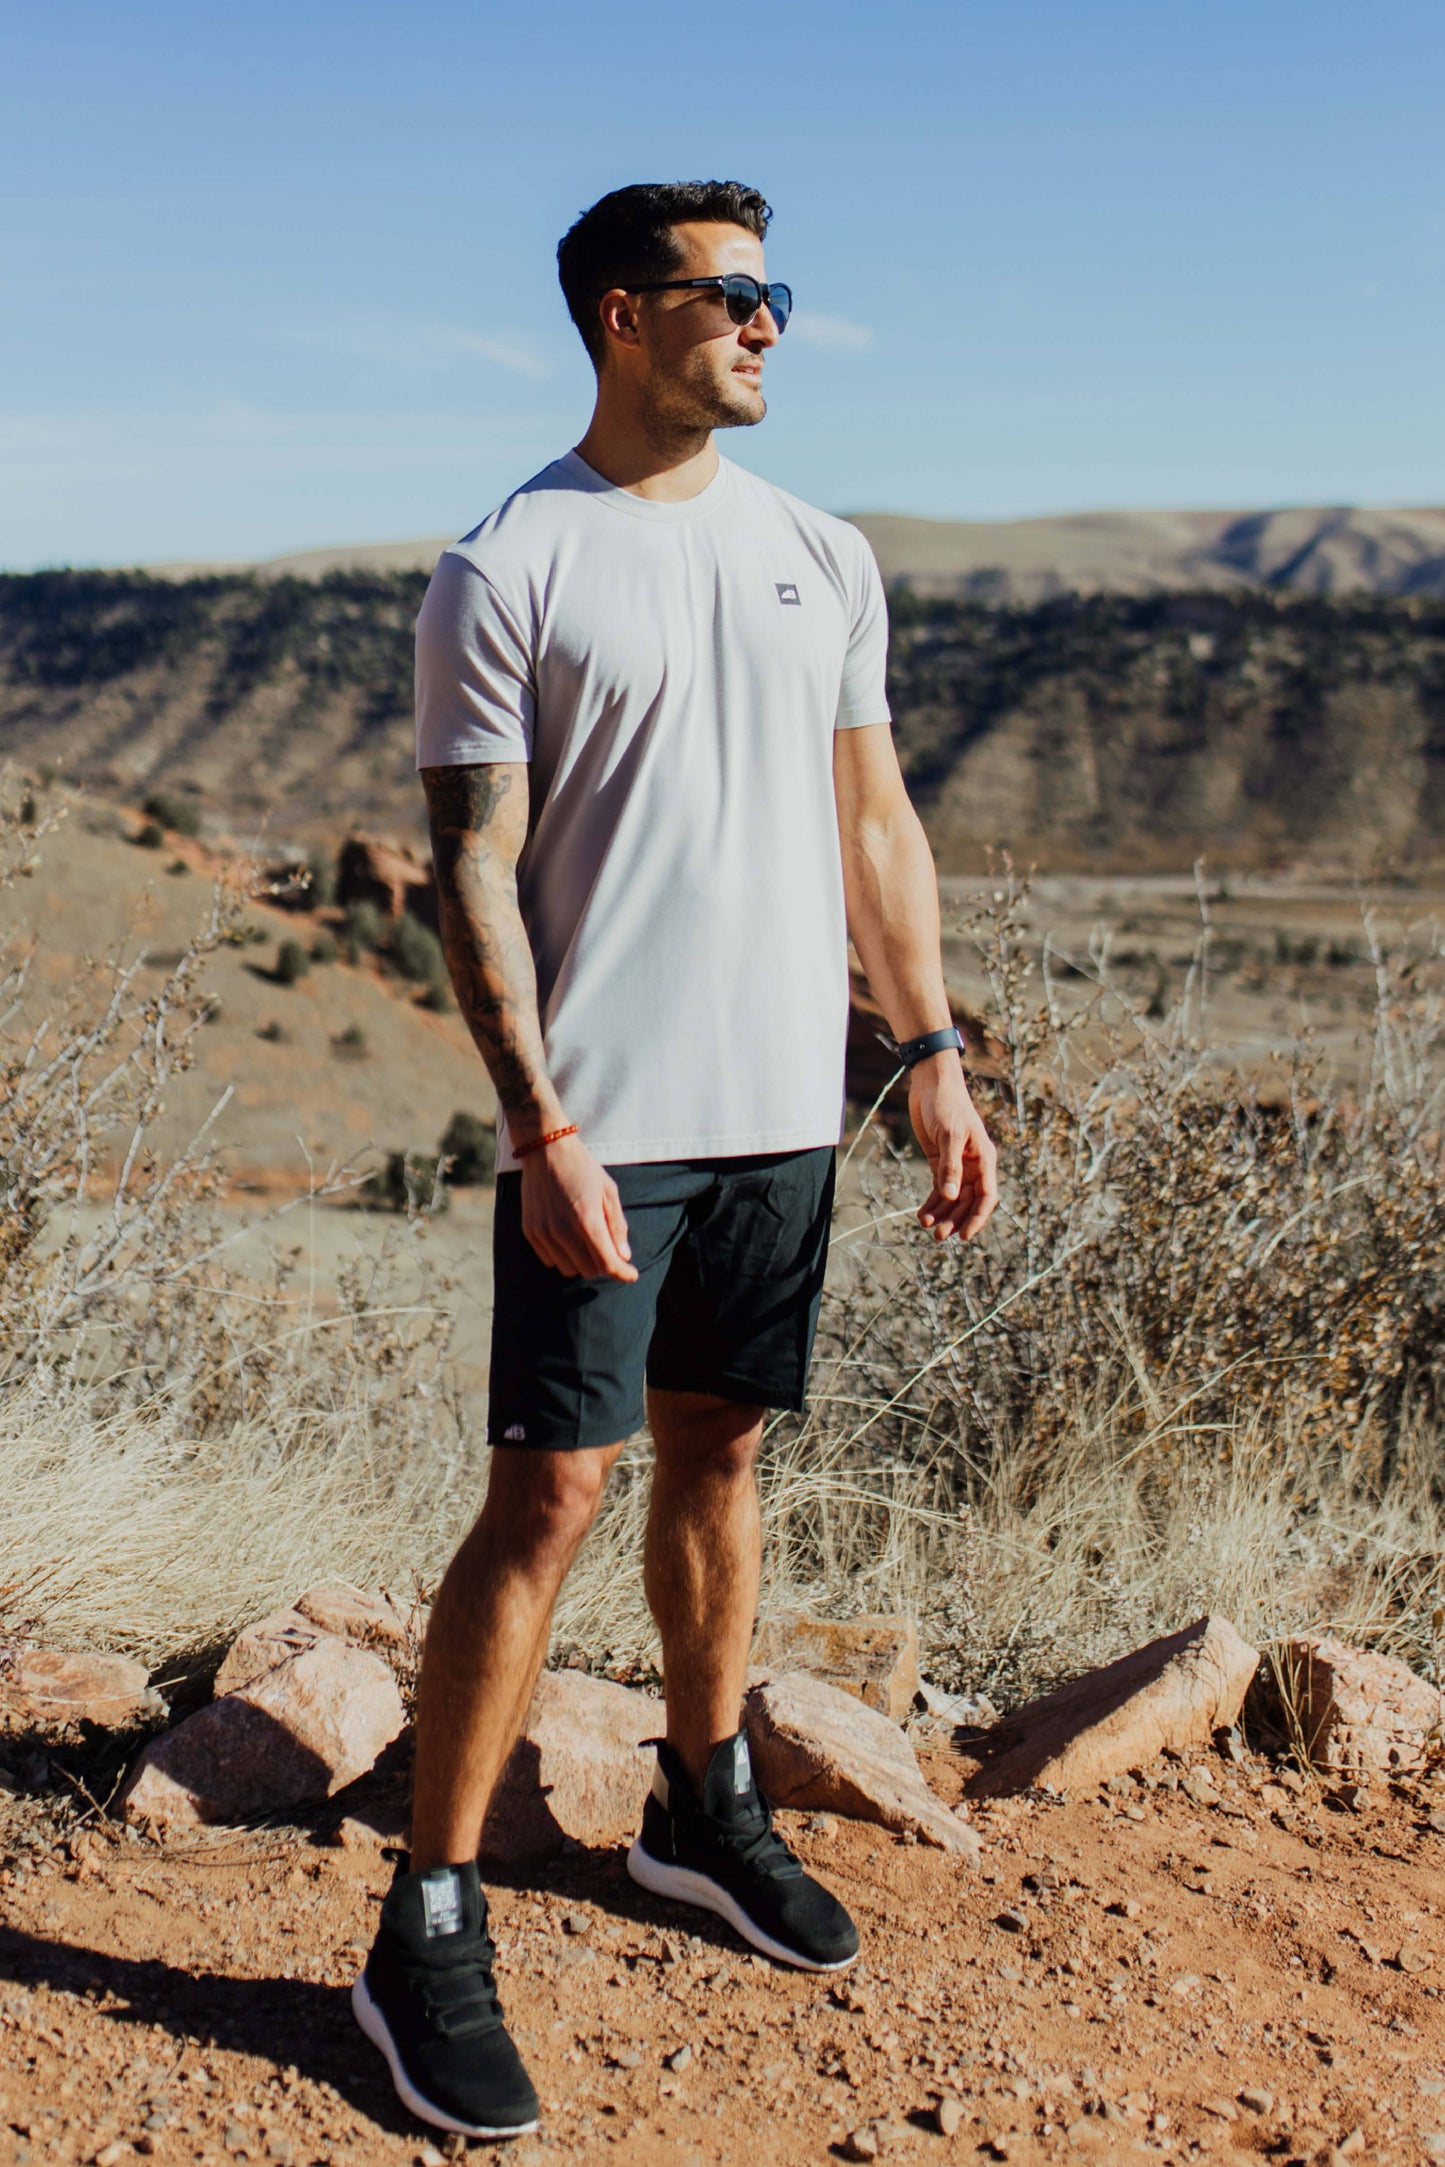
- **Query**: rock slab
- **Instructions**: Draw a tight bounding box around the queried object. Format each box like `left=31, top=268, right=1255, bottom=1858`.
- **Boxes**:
left=213, top=1581, right=418, bottom=1697
left=1273, top=1636, right=1443, bottom=1774
left=751, top=1611, right=921, bottom=1724
left=482, top=1669, right=658, bottom=1862
left=744, top=1669, right=979, bottom=1860
left=965, top=1614, right=1259, bottom=1798
left=121, top=1638, right=405, bottom=1828
left=1, top=1648, right=156, bottom=1730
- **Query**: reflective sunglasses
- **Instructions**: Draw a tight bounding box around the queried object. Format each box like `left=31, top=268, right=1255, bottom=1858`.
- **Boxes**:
left=630, top=272, right=793, bottom=336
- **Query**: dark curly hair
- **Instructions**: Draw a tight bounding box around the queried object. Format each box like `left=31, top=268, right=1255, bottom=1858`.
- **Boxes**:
left=557, top=180, right=772, bottom=369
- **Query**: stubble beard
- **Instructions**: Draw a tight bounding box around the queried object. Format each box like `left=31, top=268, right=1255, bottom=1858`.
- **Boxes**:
left=639, top=351, right=766, bottom=454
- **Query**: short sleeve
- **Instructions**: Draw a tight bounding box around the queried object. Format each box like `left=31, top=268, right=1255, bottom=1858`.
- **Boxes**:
left=415, top=550, right=535, bottom=768
left=834, top=541, right=893, bottom=732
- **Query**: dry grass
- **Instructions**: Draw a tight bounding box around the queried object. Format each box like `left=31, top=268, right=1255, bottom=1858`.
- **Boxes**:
left=2, top=785, right=1443, bottom=1709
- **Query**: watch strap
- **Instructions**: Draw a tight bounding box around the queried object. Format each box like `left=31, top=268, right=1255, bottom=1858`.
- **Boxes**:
left=890, top=1024, right=966, bottom=1069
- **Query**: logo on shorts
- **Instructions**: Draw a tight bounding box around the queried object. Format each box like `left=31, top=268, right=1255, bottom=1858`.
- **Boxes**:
left=775, top=581, right=801, bottom=605
left=503, top=1423, right=526, bottom=1441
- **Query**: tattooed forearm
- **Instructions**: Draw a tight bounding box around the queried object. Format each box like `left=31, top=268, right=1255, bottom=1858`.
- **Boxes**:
left=421, top=763, right=563, bottom=1138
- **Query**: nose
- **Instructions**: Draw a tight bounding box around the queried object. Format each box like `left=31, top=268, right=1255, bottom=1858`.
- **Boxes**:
left=742, top=306, right=780, bottom=351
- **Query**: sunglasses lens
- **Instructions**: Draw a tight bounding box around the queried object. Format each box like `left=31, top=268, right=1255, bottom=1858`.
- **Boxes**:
left=722, top=275, right=763, bottom=326
left=766, top=282, right=792, bottom=335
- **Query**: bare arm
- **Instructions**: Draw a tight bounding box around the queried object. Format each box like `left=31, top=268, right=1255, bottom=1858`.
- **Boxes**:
left=422, top=763, right=635, bottom=1281
left=833, top=724, right=998, bottom=1242
left=423, top=762, right=556, bottom=1135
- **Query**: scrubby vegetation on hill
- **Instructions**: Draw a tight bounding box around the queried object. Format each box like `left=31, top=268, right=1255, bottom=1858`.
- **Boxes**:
left=3, top=572, right=1445, bottom=867
left=1, top=774, right=1440, bottom=1703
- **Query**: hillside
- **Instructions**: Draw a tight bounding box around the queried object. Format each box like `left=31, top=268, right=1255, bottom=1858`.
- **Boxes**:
left=3, top=571, right=1445, bottom=870
left=140, top=501, right=1445, bottom=603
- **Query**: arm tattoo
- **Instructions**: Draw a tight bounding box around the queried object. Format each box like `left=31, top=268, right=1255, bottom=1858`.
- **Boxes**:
left=420, top=764, right=557, bottom=1130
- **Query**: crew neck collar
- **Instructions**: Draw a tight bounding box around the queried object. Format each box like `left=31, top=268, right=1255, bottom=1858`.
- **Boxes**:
left=559, top=447, right=732, bottom=522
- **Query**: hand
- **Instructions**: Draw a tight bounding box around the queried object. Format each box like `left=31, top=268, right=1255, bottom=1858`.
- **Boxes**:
left=519, top=1134, right=638, bottom=1282
left=909, top=1055, right=999, bottom=1242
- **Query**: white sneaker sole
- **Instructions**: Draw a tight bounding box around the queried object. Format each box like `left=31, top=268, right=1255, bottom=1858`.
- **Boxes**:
left=351, top=1972, right=540, bottom=2141
left=626, top=1839, right=858, bottom=1973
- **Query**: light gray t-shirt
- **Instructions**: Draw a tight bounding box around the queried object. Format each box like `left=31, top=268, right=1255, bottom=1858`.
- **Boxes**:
left=414, top=449, right=891, bottom=1171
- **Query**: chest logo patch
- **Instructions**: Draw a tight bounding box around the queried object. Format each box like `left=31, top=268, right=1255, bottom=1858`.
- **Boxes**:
left=775, top=582, right=801, bottom=605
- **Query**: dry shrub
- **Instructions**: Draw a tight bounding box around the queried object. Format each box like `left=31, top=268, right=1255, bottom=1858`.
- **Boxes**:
left=735, top=862, right=1445, bottom=1703
left=0, top=782, right=482, bottom=1665
left=2, top=782, right=1442, bottom=1710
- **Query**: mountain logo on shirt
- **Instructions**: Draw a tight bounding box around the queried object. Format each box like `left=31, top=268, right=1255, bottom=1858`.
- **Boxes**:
left=775, top=582, right=801, bottom=605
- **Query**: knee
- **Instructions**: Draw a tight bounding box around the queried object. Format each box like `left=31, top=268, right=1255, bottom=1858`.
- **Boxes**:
left=487, top=1448, right=614, bottom=1563
left=658, top=1401, right=763, bottom=1487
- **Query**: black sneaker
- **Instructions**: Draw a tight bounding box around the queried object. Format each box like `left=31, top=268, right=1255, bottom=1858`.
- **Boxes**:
left=351, top=1857, right=539, bottom=2140
left=627, top=1732, right=860, bottom=1972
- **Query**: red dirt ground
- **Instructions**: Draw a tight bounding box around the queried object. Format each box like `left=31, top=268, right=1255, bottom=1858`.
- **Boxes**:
left=2, top=1742, right=1444, bottom=2166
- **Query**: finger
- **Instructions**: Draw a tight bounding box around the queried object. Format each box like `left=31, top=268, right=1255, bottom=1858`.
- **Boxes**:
left=579, top=1209, right=639, bottom=1285
left=521, top=1217, right=565, bottom=1274
left=602, top=1181, right=633, bottom=1263
left=955, top=1191, right=997, bottom=1240
left=918, top=1175, right=970, bottom=1229
left=936, top=1134, right=965, bottom=1203
left=927, top=1177, right=982, bottom=1241
left=919, top=1137, right=966, bottom=1227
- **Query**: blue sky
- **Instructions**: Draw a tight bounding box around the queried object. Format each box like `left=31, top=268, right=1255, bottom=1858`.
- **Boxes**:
left=3, top=0, right=1441, bottom=567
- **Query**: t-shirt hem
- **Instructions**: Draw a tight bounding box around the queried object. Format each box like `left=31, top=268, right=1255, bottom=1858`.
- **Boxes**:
left=834, top=704, right=893, bottom=732
left=496, top=1120, right=842, bottom=1172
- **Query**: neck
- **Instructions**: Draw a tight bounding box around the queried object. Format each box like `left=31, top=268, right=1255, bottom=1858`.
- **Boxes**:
left=574, top=382, right=719, bottom=503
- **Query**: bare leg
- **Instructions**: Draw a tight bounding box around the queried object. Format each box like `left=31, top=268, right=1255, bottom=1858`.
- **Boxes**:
left=409, top=1442, right=623, bottom=1873
left=643, top=1387, right=765, bottom=1792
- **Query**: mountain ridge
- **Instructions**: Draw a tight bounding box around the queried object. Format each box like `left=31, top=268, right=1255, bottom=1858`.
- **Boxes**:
left=131, top=501, right=1445, bottom=603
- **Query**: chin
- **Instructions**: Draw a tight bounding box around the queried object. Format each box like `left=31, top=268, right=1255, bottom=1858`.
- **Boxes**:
left=712, top=386, right=767, bottom=430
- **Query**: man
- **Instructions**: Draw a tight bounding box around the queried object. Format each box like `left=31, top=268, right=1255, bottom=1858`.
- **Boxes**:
left=351, top=179, right=998, bottom=2141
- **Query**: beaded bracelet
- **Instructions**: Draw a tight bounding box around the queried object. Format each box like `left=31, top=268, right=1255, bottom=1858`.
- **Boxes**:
left=513, top=1123, right=580, bottom=1161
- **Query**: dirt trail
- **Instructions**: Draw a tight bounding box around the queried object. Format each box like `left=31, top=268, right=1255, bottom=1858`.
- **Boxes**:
left=1, top=1747, right=1443, bottom=2166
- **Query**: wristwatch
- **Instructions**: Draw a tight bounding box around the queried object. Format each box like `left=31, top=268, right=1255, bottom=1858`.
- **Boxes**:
left=881, top=1025, right=967, bottom=1070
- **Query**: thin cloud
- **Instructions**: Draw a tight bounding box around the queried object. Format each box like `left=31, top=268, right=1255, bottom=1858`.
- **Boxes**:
left=276, top=308, right=554, bottom=381
left=787, top=311, right=874, bottom=353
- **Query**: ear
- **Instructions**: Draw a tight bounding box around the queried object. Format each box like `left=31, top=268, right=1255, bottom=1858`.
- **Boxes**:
left=597, top=287, right=643, bottom=353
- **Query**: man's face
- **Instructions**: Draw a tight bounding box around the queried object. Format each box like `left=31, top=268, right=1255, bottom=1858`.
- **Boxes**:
left=620, top=220, right=780, bottom=433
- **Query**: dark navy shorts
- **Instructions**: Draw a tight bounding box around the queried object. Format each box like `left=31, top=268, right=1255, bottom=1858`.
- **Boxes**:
left=487, top=1147, right=836, bottom=1451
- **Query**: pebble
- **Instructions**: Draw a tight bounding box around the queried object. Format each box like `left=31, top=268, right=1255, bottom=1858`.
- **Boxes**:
left=1397, top=1942, right=1431, bottom=1974
left=415, top=2151, right=445, bottom=2167
left=1106, top=1898, right=1141, bottom=1919
left=612, top=2048, right=643, bottom=2069
left=808, top=1813, right=837, bottom=1836
left=562, top=1911, right=591, bottom=1935
left=93, top=2147, right=132, bottom=2167
left=1201, top=2099, right=1238, bottom=2121
left=1238, top=2086, right=1275, bottom=2114
left=1336, top=2128, right=1366, bottom=2157
left=841, top=2130, right=879, bottom=2163
left=996, top=1909, right=1028, bottom=1933
left=936, top=2095, right=965, bottom=2136
left=664, top=2043, right=693, bottom=2072
left=1420, top=2136, right=1445, bottom=2161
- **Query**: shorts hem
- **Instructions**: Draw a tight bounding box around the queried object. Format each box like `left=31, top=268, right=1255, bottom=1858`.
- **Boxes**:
left=644, top=1367, right=809, bottom=1415
left=487, top=1404, right=646, bottom=1453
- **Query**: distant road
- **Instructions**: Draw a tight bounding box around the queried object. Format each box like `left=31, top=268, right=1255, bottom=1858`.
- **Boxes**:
left=140, top=501, right=1445, bottom=601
